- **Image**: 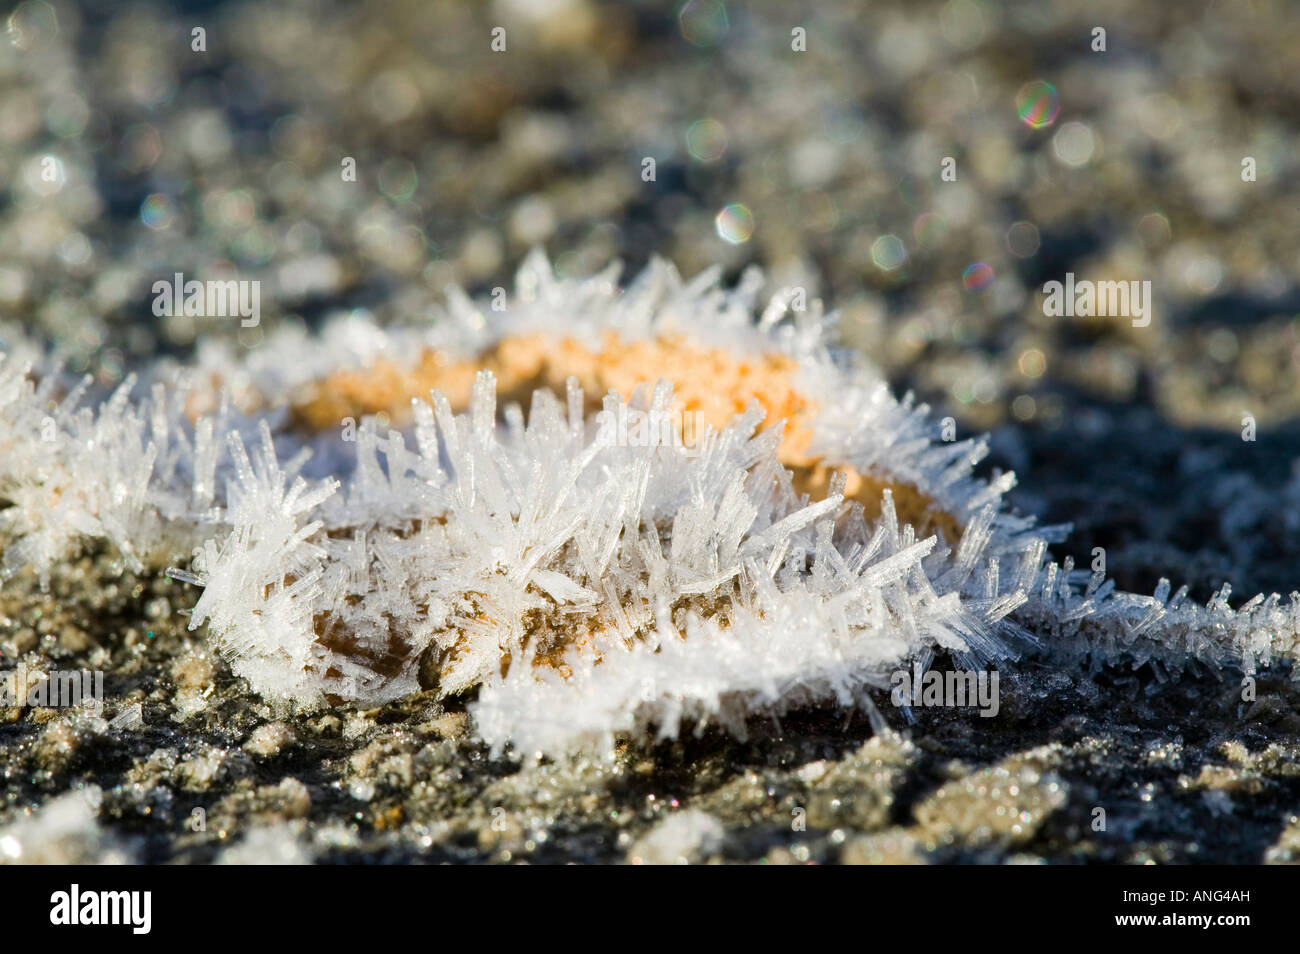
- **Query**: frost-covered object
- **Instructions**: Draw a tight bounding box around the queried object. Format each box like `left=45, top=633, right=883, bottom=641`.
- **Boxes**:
left=0, top=326, right=274, bottom=590
left=0, top=357, right=224, bottom=587
left=175, top=253, right=1050, bottom=737
left=2, top=253, right=1299, bottom=755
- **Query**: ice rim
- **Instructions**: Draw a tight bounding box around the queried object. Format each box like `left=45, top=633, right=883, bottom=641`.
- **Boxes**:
left=1, top=250, right=1296, bottom=757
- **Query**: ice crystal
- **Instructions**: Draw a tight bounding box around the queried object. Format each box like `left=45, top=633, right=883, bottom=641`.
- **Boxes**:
left=2, top=251, right=1297, bottom=755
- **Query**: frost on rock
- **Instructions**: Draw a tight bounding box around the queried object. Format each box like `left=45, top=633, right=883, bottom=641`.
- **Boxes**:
left=2, top=252, right=1299, bottom=755
left=0, top=342, right=247, bottom=587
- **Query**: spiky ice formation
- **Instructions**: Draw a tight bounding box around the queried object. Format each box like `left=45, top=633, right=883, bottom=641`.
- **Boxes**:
left=1, top=251, right=1297, bottom=755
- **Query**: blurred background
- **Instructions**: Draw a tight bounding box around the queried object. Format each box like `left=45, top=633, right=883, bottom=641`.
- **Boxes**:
left=3, top=0, right=1300, bottom=600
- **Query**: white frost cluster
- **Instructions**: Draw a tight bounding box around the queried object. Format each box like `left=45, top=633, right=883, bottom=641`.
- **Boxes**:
left=0, top=360, right=223, bottom=587
left=1, top=252, right=1297, bottom=755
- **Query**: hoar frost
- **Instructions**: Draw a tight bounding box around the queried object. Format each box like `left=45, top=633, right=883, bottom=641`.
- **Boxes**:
left=1, top=251, right=1297, bottom=755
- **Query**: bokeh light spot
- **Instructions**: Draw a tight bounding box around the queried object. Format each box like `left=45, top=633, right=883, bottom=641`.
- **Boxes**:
left=140, top=193, right=176, bottom=231
left=678, top=0, right=728, bottom=48
left=1018, top=348, right=1046, bottom=378
left=871, top=234, right=908, bottom=271
left=1016, top=80, right=1059, bottom=129
left=913, top=212, right=947, bottom=248
left=962, top=261, right=995, bottom=291
left=1006, top=221, right=1040, bottom=258
left=686, top=118, right=728, bottom=163
left=715, top=203, right=754, bottom=244
left=1053, top=121, right=1096, bottom=166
